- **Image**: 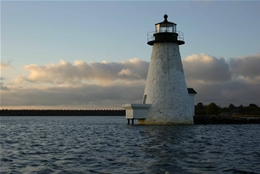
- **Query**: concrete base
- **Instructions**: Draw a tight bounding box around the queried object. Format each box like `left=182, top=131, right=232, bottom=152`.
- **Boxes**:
left=122, top=104, right=151, bottom=124
left=138, top=119, right=193, bottom=125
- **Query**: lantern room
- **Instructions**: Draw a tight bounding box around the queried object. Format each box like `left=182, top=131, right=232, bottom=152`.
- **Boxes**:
left=147, top=14, right=184, bottom=46
left=155, top=14, right=176, bottom=33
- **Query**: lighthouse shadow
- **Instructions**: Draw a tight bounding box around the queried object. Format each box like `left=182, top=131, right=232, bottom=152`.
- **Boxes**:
left=138, top=125, right=196, bottom=174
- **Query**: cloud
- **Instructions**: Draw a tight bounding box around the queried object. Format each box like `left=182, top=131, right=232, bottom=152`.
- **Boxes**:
left=2, top=54, right=260, bottom=108
left=0, top=62, right=12, bottom=69
left=118, top=68, right=142, bottom=79
left=183, top=53, right=231, bottom=83
left=0, top=62, right=13, bottom=91
left=0, top=82, right=9, bottom=91
left=15, top=58, right=149, bottom=84
left=229, top=54, right=260, bottom=79
left=184, top=53, right=260, bottom=106
left=0, top=76, right=9, bottom=91
left=1, top=81, right=145, bottom=108
left=2, top=58, right=148, bottom=108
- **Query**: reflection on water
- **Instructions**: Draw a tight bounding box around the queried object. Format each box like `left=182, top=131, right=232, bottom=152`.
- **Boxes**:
left=0, top=116, right=260, bottom=173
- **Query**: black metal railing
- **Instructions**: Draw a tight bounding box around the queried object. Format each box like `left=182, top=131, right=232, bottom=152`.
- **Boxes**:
left=147, top=31, right=184, bottom=43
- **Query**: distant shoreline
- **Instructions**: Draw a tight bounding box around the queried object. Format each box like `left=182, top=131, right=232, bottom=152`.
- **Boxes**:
left=1, top=110, right=260, bottom=124
left=0, top=109, right=125, bottom=116
left=194, top=115, right=260, bottom=124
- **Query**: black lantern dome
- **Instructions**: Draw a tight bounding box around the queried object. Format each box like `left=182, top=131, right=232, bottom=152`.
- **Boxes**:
left=147, top=14, right=185, bottom=46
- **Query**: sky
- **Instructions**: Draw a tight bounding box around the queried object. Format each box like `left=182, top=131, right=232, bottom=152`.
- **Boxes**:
left=1, top=0, right=260, bottom=109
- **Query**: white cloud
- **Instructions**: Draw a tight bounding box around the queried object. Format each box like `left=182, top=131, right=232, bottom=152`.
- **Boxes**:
left=0, top=62, right=13, bottom=69
left=0, top=63, right=11, bottom=91
left=183, top=53, right=231, bottom=83
left=118, top=68, right=142, bottom=79
left=184, top=53, right=260, bottom=106
left=2, top=54, right=260, bottom=108
left=0, top=82, right=9, bottom=91
left=1, top=81, right=145, bottom=108
left=229, top=54, right=260, bottom=79
left=15, top=58, right=149, bottom=85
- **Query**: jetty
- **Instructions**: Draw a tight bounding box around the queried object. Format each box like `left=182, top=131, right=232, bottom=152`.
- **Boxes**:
left=0, top=109, right=125, bottom=116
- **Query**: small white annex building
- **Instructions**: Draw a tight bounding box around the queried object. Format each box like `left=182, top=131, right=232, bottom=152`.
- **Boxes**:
left=122, top=15, right=197, bottom=124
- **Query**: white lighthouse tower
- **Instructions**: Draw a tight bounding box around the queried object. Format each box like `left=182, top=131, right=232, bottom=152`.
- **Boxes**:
left=123, top=14, right=195, bottom=125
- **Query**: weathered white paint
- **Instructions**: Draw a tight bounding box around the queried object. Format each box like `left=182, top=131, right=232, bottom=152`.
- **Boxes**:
left=122, top=104, right=151, bottom=119
left=138, top=42, right=193, bottom=124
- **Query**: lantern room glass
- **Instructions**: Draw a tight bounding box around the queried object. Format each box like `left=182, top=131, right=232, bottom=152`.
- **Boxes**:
left=155, top=23, right=176, bottom=33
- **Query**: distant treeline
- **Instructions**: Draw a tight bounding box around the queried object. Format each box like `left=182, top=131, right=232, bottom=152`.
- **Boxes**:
left=194, top=102, right=260, bottom=124
left=195, top=102, right=260, bottom=116
left=0, top=109, right=125, bottom=116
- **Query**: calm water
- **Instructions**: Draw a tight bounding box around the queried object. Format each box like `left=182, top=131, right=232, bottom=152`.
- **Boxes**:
left=0, top=116, right=260, bottom=174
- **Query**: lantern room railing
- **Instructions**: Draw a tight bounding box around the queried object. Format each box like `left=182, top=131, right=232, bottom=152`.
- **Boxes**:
left=147, top=31, right=184, bottom=43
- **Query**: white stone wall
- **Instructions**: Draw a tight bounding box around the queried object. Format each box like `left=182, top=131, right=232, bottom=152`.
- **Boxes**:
left=139, top=42, right=193, bottom=124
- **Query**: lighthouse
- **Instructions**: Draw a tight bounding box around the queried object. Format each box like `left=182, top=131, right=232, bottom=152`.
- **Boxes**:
left=123, top=14, right=196, bottom=125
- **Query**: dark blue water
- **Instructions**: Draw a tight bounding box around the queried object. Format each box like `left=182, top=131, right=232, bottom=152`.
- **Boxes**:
left=0, top=116, right=260, bottom=174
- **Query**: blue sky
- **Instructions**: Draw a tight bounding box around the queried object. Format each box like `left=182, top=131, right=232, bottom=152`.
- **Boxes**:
left=1, top=1, right=260, bottom=109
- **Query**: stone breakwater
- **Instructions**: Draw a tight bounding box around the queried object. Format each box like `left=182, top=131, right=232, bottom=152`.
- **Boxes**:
left=194, top=115, right=260, bottom=124
left=0, top=109, right=125, bottom=116
left=1, top=110, right=259, bottom=124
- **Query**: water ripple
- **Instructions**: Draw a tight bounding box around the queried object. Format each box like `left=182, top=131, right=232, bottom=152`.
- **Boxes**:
left=0, top=116, right=260, bottom=173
